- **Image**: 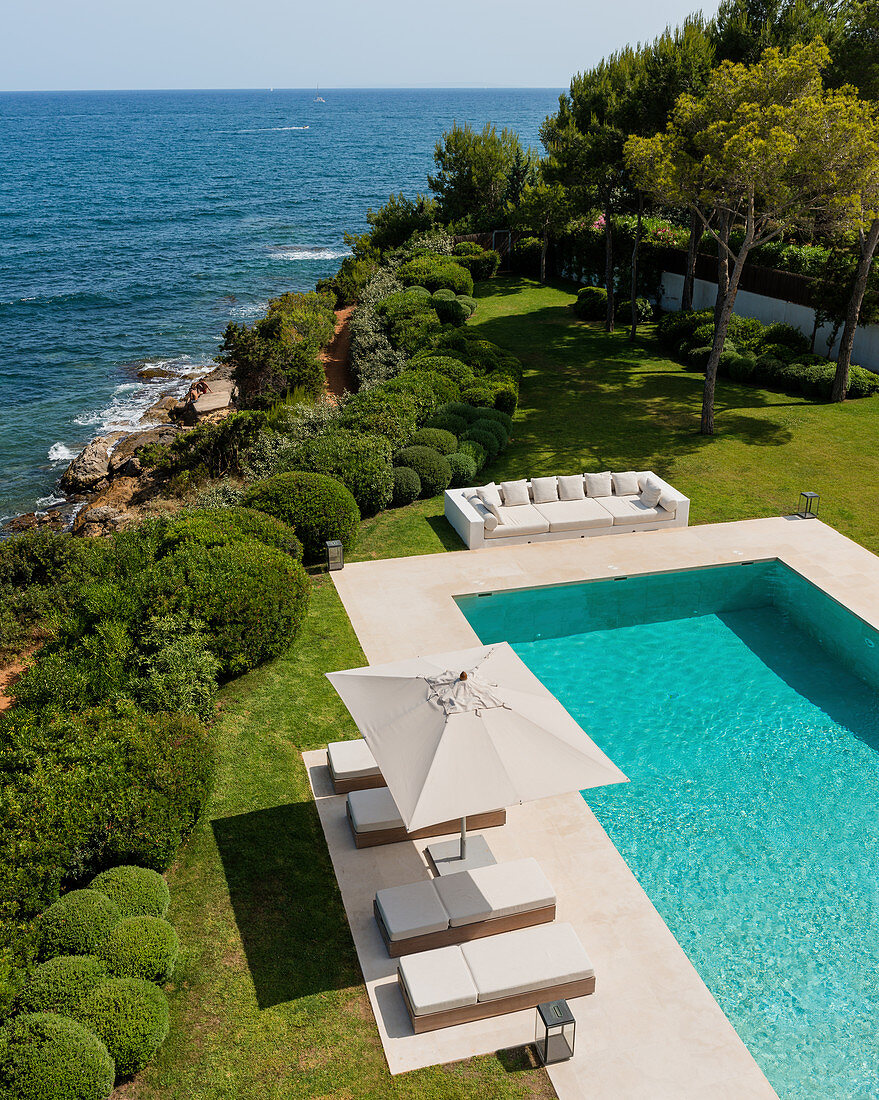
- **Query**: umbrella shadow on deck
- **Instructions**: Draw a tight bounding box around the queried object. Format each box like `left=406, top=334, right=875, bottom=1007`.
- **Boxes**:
left=211, top=800, right=358, bottom=1009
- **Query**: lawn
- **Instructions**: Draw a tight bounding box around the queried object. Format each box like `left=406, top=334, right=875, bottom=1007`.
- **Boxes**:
left=135, top=277, right=879, bottom=1098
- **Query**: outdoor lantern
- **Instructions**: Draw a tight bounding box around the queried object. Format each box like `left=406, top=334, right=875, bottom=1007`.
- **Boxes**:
left=535, top=999, right=576, bottom=1065
left=325, top=539, right=344, bottom=571
left=797, top=491, right=820, bottom=519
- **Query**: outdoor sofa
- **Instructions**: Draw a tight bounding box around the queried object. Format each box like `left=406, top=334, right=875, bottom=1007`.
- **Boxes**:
left=444, top=470, right=690, bottom=550
left=374, top=857, right=557, bottom=957
left=345, top=786, right=506, bottom=849
left=397, top=921, right=595, bottom=1033
left=327, top=738, right=384, bottom=794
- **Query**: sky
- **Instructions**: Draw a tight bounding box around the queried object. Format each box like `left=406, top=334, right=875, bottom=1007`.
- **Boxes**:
left=1, top=0, right=716, bottom=92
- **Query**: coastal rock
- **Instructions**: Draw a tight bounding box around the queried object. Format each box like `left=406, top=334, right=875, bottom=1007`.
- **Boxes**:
left=137, top=366, right=176, bottom=381
left=59, top=437, right=112, bottom=492
left=3, top=510, right=67, bottom=534
left=141, top=396, right=181, bottom=424
left=109, top=426, right=178, bottom=478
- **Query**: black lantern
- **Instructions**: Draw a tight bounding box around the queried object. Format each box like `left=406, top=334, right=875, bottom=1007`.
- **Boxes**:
left=325, top=539, right=344, bottom=571
left=797, top=491, right=820, bottom=519
left=535, top=999, right=575, bottom=1065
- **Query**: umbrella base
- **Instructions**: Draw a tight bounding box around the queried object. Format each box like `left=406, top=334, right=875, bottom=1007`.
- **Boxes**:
left=425, top=835, right=496, bottom=876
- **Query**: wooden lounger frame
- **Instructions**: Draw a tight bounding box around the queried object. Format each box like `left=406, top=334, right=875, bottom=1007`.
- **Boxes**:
left=346, top=801, right=506, bottom=849
left=375, top=898, right=556, bottom=957
left=330, top=769, right=385, bottom=795
left=399, top=972, right=596, bottom=1033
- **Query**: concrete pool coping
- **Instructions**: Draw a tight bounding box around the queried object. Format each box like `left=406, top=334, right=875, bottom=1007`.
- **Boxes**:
left=319, top=516, right=879, bottom=1096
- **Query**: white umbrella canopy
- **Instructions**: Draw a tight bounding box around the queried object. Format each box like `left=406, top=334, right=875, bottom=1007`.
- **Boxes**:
left=326, top=642, right=627, bottom=833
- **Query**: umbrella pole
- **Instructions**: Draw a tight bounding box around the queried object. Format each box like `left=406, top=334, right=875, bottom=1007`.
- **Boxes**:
left=459, top=817, right=467, bottom=860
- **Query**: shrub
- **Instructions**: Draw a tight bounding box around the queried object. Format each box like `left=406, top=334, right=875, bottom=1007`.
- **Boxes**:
left=294, top=430, right=393, bottom=515
left=465, top=249, right=500, bottom=281
left=391, top=467, right=421, bottom=507
left=431, top=295, right=469, bottom=326
left=98, top=917, right=178, bottom=984
left=76, top=978, right=169, bottom=1081
left=453, top=241, right=483, bottom=257
left=848, top=365, right=879, bottom=398
left=406, top=284, right=431, bottom=297
left=457, top=439, right=487, bottom=471
left=657, top=309, right=703, bottom=349
left=468, top=406, right=513, bottom=433
left=88, top=867, right=169, bottom=920
left=573, top=286, right=608, bottom=321
left=409, top=428, right=458, bottom=455
left=617, top=297, right=653, bottom=323
left=457, top=295, right=477, bottom=317
left=243, top=471, right=360, bottom=562
left=156, top=507, right=303, bottom=562
left=0, top=1013, right=114, bottom=1100
left=17, top=956, right=109, bottom=1017
left=339, top=389, right=418, bottom=443
left=382, top=369, right=458, bottom=420
left=409, top=356, right=475, bottom=387
left=436, top=401, right=480, bottom=423
left=728, top=353, right=757, bottom=382
left=726, top=313, right=766, bottom=352
left=758, top=322, right=810, bottom=355
left=469, top=417, right=508, bottom=448
left=759, top=342, right=797, bottom=363
left=686, top=346, right=712, bottom=371
left=428, top=413, right=468, bottom=435
left=432, top=288, right=456, bottom=302
left=38, top=892, right=122, bottom=962
left=397, top=256, right=474, bottom=296
left=446, top=452, right=477, bottom=488
left=392, top=447, right=452, bottom=497
left=461, top=427, right=500, bottom=460
left=376, top=291, right=443, bottom=355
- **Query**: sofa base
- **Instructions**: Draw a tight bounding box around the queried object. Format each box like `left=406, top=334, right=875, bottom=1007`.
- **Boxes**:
left=375, top=898, right=557, bottom=957
left=346, top=802, right=507, bottom=849
left=330, top=770, right=386, bottom=795
left=482, top=519, right=684, bottom=547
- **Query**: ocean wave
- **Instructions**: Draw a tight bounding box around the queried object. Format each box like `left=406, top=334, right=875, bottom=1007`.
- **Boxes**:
left=269, top=247, right=351, bottom=261
left=227, top=300, right=268, bottom=318
left=233, top=126, right=311, bottom=133
left=48, top=443, right=79, bottom=463
left=35, top=493, right=67, bottom=509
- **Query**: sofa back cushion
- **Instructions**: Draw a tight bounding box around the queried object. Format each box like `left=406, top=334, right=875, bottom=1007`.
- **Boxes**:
left=501, top=480, right=531, bottom=507
left=557, top=474, right=586, bottom=501
left=640, top=474, right=663, bottom=507
left=477, top=482, right=502, bottom=509
left=584, top=471, right=612, bottom=498
left=611, top=471, right=640, bottom=496
left=531, top=476, right=559, bottom=504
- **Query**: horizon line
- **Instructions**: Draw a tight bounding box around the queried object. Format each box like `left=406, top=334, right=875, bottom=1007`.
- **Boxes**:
left=0, top=85, right=566, bottom=95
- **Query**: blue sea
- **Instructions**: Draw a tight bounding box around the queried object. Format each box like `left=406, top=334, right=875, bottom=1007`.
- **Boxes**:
left=0, top=88, right=560, bottom=522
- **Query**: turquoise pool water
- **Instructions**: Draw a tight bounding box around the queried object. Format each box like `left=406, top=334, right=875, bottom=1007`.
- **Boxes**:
left=458, top=562, right=879, bottom=1099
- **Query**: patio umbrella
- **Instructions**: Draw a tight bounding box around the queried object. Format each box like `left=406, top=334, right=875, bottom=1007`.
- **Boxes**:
left=327, top=642, right=627, bottom=861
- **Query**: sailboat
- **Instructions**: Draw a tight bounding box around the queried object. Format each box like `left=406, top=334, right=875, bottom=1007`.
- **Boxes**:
left=314, top=85, right=326, bottom=103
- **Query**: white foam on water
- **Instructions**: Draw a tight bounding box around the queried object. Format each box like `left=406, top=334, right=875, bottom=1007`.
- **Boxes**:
left=35, top=494, right=66, bottom=509
left=48, top=442, right=79, bottom=463
left=228, top=300, right=268, bottom=318
left=233, top=126, right=311, bottom=133
left=269, top=247, right=351, bottom=261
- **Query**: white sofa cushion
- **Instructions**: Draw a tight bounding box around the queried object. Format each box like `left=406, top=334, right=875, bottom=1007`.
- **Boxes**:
left=600, top=495, right=666, bottom=525
left=500, top=479, right=530, bottom=507
left=483, top=512, right=499, bottom=532
left=327, top=738, right=381, bottom=781
left=612, top=471, right=640, bottom=496
left=484, top=504, right=551, bottom=539
left=584, top=471, right=612, bottom=497
left=533, top=498, right=613, bottom=532
left=557, top=474, right=585, bottom=500
left=477, top=482, right=502, bottom=509
left=639, top=474, right=663, bottom=507
left=375, top=879, right=450, bottom=941
left=435, top=858, right=556, bottom=928
left=347, top=787, right=404, bottom=833
left=658, top=490, right=678, bottom=516
left=530, top=476, right=559, bottom=504
left=398, top=945, right=478, bottom=1016
left=461, top=922, right=594, bottom=1003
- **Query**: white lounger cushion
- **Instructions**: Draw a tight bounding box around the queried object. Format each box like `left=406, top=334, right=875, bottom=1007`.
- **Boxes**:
left=435, top=858, right=556, bottom=928
left=461, top=922, right=594, bottom=1002
left=533, top=498, right=613, bottom=533
left=376, top=880, right=450, bottom=941
left=399, top=945, right=478, bottom=1016
left=347, top=787, right=404, bottom=833
left=600, top=495, right=669, bottom=525
left=327, top=738, right=381, bottom=781
left=484, top=504, right=550, bottom=539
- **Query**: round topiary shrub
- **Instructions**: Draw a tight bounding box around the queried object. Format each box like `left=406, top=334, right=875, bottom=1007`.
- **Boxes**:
left=406, top=285, right=431, bottom=297
left=243, top=471, right=360, bottom=563
left=339, top=389, right=419, bottom=443
left=409, top=428, right=458, bottom=455
left=436, top=401, right=480, bottom=423
left=457, top=295, right=477, bottom=317
left=76, top=978, right=169, bottom=1081
left=468, top=406, right=513, bottom=434
left=0, top=1013, right=114, bottom=1100
left=728, top=353, right=757, bottom=382
left=97, top=917, right=179, bottom=984
left=294, top=430, right=393, bottom=516
left=89, top=866, right=170, bottom=920
left=38, top=891, right=122, bottom=962
left=157, top=507, right=303, bottom=563
left=409, top=356, right=475, bottom=387
left=391, top=467, right=421, bottom=507
left=392, top=447, right=452, bottom=497
left=573, top=286, right=608, bottom=321
left=432, top=288, right=456, bottom=302
left=469, top=417, right=508, bottom=449
left=848, top=365, right=879, bottom=398
left=457, top=439, right=487, bottom=471
left=428, top=413, right=468, bottom=436
left=460, top=427, right=500, bottom=460
left=446, top=452, right=477, bottom=488
left=383, top=369, right=458, bottom=420
left=431, top=296, right=469, bottom=326
left=17, top=956, right=109, bottom=1017
left=686, top=345, right=712, bottom=372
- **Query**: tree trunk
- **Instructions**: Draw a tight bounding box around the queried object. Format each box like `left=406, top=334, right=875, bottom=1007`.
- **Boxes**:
left=604, top=203, right=614, bottom=333
left=540, top=227, right=548, bottom=283
left=630, top=192, right=643, bottom=341
left=831, top=218, right=879, bottom=402
left=681, top=210, right=700, bottom=311
left=809, top=311, right=821, bottom=353
left=715, top=211, right=730, bottom=326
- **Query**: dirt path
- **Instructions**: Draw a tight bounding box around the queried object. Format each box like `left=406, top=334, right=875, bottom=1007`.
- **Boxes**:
left=0, top=649, right=36, bottom=712
left=321, top=307, right=356, bottom=401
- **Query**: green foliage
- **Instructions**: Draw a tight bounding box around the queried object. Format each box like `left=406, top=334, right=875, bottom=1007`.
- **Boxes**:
left=409, top=355, right=476, bottom=387
left=452, top=249, right=502, bottom=281
left=461, top=426, right=501, bottom=459
left=687, top=345, right=713, bottom=371
left=573, top=286, right=609, bottom=321
left=17, top=956, right=109, bottom=1017
left=157, top=507, right=303, bottom=563
left=397, top=256, right=474, bottom=296
left=457, top=439, right=488, bottom=471
left=457, top=295, right=477, bottom=317
left=432, top=288, right=456, bottom=302
left=165, top=412, right=267, bottom=479
left=446, top=452, right=478, bottom=488
left=428, top=121, right=531, bottom=228
left=392, top=447, right=452, bottom=497
left=381, top=370, right=458, bottom=420
left=617, top=297, right=653, bottom=323
left=76, top=978, right=169, bottom=1081
left=338, top=389, right=418, bottom=443
left=98, top=916, right=179, bottom=984
left=0, top=1012, right=114, bottom=1100
left=37, top=892, right=121, bottom=962
left=757, top=322, right=810, bottom=355
left=469, top=417, right=509, bottom=449
left=453, top=241, right=483, bottom=257
left=848, top=366, right=879, bottom=399
left=469, top=406, right=513, bottom=433
left=317, top=255, right=377, bottom=308
left=431, top=295, right=469, bottom=326
left=391, top=467, right=421, bottom=507
left=293, top=430, right=393, bottom=516
left=243, top=472, right=360, bottom=562
left=409, top=428, right=458, bottom=455
left=428, top=413, right=468, bottom=436
left=375, top=290, right=443, bottom=354
left=88, top=867, right=169, bottom=920
left=365, top=193, right=437, bottom=253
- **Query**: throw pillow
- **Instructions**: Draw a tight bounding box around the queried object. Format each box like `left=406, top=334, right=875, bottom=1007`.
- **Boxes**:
left=531, top=476, right=559, bottom=504
left=557, top=474, right=586, bottom=501
left=640, top=474, right=663, bottom=508
left=483, top=512, right=499, bottom=531
left=501, top=479, right=531, bottom=507
left=612, top=471, right=640, bottom=496
left=584, top=471, right=612, bottom=498
left=477, top=482, right=502, bottom=509
left=658, top=490, right=677, bottom=515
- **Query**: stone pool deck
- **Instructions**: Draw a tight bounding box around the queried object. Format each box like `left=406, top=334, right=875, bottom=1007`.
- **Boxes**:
left=320, top=516, right=879, bottom=1097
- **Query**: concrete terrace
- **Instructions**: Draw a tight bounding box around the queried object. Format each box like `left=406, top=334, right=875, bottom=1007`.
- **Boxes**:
left=314, top=516, right=879, bottom=1098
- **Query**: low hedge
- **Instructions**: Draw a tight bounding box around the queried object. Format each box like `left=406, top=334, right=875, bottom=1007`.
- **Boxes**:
left=573, top=286, right=608, bottom=320
left=376, top=290, right=443, bottom=355
left=392, top=447, right=452, bottom=497
left=17, top=956, right=109, bottom=1017
left=98, top=916, right=179, bottom=984
left=431, top=295, right=469, bottom=326
left=76, top=978, right=169, bottom=1081
left=391, top=467, right=421, bottom=507
left=0, top=1012, right=114, bottom=1100
left=453, top=249, right=500, bottom=282
left=156, top=507, right=303, bottom=563
left=457, top=295, right=477, bottom=317
left=469, top=417, right=508, bottom=448
left=339, top=389, right=419, bottom=444
left=243, top=471, right=360, bottom=562
left=409, top=428, right=458, bottom=455
left=457, top=439, right=487, bottom=471
left=381, top=369, right=458, bottom=420
left=397, top=256, right=474, bottom=296
left=446, top=452, right=477, bottom=488
left=294, top=430, right=393, bottom=516
left=38, top=892, right=122, bottom=962
left=428, top=413, right=468, bottom=436
left=460, top=427, right=500, bottom=460
left=88, top=866, right=169, bottom=920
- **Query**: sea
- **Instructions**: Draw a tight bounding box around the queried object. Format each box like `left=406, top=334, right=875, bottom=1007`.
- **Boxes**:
left=0, top=88, right=561, bottom=524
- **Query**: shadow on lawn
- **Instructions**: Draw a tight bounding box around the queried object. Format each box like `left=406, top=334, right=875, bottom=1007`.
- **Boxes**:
left=212, top=800, right=358, bottom=1009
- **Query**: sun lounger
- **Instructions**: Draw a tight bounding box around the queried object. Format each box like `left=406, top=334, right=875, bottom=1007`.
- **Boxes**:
left=397, top=921, right=595, bottom=1033
left=346, top=787, right=506, bottom=849
left=374, top=857, right=556, bottom=956
left=327, top=738, right=384, bottom=794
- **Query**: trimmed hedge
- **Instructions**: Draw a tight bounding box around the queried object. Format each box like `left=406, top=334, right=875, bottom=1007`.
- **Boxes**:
left=469, top=417, right=508, bottom=448
left=460, top=427, right=500, bottom=460
left=0, top=1012, right=114, bottom=1100
left=38, top=892, right=121, bottom=962
left=88, top=866, right=169, bottom=920
left=573, top=286, right=607, bottom=320
left=76, top=978, right=169, bottom=1081
left=243, top=471, right=360, bottom=562
left=98, top=917, right=179, bottom=984
left=397, top=256, right=474, bottom=296
left=294, top=430, right=393, bottom=516
left=409, top=428, right=458, bottom=455
left=446, top=452, right=477, bottom=488
left=376, top=291, right=443, bottom=355
left=428, top=413, right=468, bottom=436
left=457, top=439, right=487, bottom=471
left=156, top=507, right=303, bottom=563
left=382, top=369, right=458, bottom=420
left=17, top=956, right=109, bottom=1018
left=392, top=447, right=452, bottom=497
left=431, top=295, right=469, bottom=326
left=339, top=389, right=419, bottom=443
left=453, top=249, right=501, bottom=281
left=391, top=467, right=421, bottom=507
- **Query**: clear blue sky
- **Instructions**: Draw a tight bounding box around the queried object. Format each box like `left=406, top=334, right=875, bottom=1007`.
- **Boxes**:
left=1, top=0, right=715, bottom=91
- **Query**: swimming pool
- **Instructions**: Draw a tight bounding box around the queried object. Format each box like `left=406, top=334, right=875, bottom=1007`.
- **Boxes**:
left=457, top=562, right=879, bottom=1099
